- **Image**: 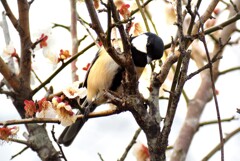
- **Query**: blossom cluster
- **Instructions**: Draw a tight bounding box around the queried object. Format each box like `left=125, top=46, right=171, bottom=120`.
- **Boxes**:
left=24, top=82, right=87, bottom=127
left=0, top=82, right=87, bottom=142
left=0, top=126, right=19, bottom=142
left=2, top=33, right=72, bottom=71
left=38, top=33, right=72, bottom=64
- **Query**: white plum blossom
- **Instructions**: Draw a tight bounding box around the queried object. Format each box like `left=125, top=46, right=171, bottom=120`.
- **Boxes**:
left=56, top=102, right=77, bottom=126
left=35, top=98, right=57, bottom=121
left=36, top=102, right=56, bottom=119
left=63, top=81, right=87, bottom=99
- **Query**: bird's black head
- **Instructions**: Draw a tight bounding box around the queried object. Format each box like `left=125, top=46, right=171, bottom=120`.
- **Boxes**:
left=130, top=32, right=164, bottom=67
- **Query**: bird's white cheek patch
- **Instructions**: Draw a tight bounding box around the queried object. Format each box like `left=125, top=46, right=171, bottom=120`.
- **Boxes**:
left=131, top=34, right=148, bottom=54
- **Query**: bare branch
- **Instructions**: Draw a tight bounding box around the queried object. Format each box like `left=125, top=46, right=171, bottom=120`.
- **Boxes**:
left=98, top=153, right=105, bottom=161
left=202, top=127, right=240, bottom=161
left=0, top=108, right=119, bottom=126
left=0, top=57, right=21, bottom=93
left=70, top=0, right=79, bottom=82
left=51, top=125, right=67, bottom=161
left=171, top=1, right=240, bottom=160
left=204, top=12, right=240, bottom=35
left=197, top=11, right=224, bottom=160
left=160, top=1, right=191, bottom=160
left=191, top=0, right=220, bottom=35
left=31, top=42, right=95, bottom=96
left=164, top=12, right=240, bottom=49
left=198, top=116, right=237, bottom=127
left=130, top=0, right=153, bottom=16
left=185, top=55, right=222, bottom=81
left=17, top=0, right=32, bottom=92
left=8, top=138, right=29, bottom=146
left=219, top=66, right=240, bottom=76
left=11, top=146, right=29, bottom=160
left=135, top=0, right=150, bottom=32
left=118, top=128, right=141, bottom=161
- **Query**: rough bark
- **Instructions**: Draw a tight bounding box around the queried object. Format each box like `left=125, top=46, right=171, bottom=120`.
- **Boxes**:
left=170, top=1, right=240, bottom=161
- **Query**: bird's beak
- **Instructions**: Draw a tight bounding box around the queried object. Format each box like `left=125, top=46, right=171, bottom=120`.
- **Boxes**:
left=147, top=55, right=152, bottom=64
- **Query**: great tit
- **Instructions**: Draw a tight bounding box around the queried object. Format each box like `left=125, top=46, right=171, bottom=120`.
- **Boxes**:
left=58, top=32, right=164, bottom=146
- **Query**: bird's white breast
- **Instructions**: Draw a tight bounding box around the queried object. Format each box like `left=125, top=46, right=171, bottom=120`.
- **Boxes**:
left=87, top=49, right=120, bottom=102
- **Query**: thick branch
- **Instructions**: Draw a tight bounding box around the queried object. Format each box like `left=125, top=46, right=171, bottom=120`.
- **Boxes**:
left=0, top=57, right=21, bottom=92
left=17, top=0, right=32, bottom=92
left=85, top=0, right=126, bottom=68
left=70, top=0, right=79, bottom=82
left=191, top=0, right=220, bottom=35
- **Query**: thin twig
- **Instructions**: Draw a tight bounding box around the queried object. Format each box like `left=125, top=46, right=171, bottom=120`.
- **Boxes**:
left=198, top=116, right=237, bottom=128
left=196, top=11, right=224, bottom=161
left=51, top=125, right=67, bottom=161
left=164, top=12, right=240, bottom=49
left=31, top=42, right=95, bottom=96
left=202, top=127, right=240, bottom=161
left=130, top=0, right=153, bottom=16
left=118, top=128, right=141, bottom=161
left=77, top=35, right=88, bottom=46
left=31, top=69, right=48, bottom=92
left=52, top=23, right=70, bottom=31
left=230, top=0, right=239, bottom=13
left=78, top=15, right=100, bottom=49
left=10, top=146, right=29, bottom=160
left=98, top=153, right=104, bottom=161
left=237, top=108, right=240, bottom=114
left=218, top=66, right=240, bottom=76
left=135, top=0, right=150, bottom=32
left=160, top=1, right=191, bottom=159
left=28, top=0, right=35, bottom=6
left=185, top=56, right=222, bottom=81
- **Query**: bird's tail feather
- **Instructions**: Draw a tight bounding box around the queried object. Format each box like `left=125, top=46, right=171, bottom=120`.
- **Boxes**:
left=58, top=115, right=86, bottom=146
left=58, top=103, right=96, bottom=146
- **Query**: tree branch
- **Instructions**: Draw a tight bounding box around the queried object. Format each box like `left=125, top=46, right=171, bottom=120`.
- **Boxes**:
left=202, top=127, right=240, bottom=161
left=197, top=12, right=224, bottom=160
left=51, top=125, right=67, bottom=161
left=31, top=42, right=95, bottom=96
left=0, top=108, right=120, bottom=126
left=17, top=0, right=32, bottom=93
left=118, top=128, right=141, bottom=161
left=70, top=0, right=79, bottom=82
left=135, top=0, right=150, bottom=32
left=160, top=1, right=191, bottom=159
left=0, top=57, right=21, bottom=93
left=11, top=146, right=29, bottom=160
left=170, top=1, right=240, bottom=161
left=198, top=116, right=237, bottom=128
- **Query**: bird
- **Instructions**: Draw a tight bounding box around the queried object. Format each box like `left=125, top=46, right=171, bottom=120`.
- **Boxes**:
left=58, top=32, right=164, bottom=146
